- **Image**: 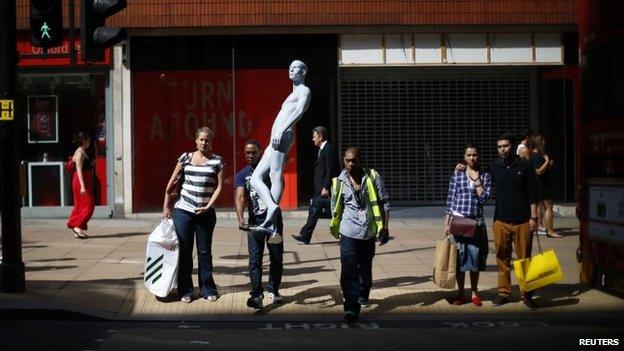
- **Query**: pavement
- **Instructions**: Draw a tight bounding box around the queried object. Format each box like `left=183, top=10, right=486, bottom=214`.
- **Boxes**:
left=1, top=210, right=623, bottom=322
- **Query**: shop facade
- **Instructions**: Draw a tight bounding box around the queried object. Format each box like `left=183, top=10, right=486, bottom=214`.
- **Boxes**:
left=15, top=1, right=578, bottom=216
left=16, top=31, right=113, bottom=217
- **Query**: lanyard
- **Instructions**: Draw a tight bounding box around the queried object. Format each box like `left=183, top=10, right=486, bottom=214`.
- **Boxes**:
left=348, top=174, right=366, bottom=208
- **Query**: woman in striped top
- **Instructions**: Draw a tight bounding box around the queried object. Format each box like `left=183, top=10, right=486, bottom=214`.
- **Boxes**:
left=163, top=127, right=224, bottom=303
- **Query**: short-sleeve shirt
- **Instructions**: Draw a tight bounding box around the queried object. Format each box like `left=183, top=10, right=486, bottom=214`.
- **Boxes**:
left=175, top=152, right=224, bottom=213
left=234, top=165, right=269, bottom=225
left=333, top=169, right=390, bottom=240
left=529, top=153, right=551, bottom=185
left=516, top=143, right=528, bottom=156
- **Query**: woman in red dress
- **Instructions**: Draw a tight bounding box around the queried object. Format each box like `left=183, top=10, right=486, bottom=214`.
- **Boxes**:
left=66, top=132, right=94, bottom=239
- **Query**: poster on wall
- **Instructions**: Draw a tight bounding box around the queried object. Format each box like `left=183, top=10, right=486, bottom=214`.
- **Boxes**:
left=132, top=69, right=296, bottom=211
left=27, top=95, right=58, bottom=143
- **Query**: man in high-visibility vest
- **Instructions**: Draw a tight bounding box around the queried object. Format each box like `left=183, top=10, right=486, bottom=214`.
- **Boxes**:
left=330, top=147, right=390, bottom=323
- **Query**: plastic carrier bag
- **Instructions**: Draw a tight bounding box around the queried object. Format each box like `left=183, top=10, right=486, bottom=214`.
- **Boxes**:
left=144, top=219, right=179, bottom=298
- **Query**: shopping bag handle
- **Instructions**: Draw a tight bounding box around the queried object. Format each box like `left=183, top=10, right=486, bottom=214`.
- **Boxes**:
left=533, top=229, right=543, bottom=254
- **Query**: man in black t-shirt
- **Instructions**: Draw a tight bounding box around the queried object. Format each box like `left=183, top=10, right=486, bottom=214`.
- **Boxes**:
left=489, top=133, right=539, bottom=309
left=234, top=140, right=284, bottom=309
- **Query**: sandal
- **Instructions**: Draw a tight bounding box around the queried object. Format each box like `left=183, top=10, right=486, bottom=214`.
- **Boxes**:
left=546, top=232, right=563, bottom=238
left=72, top=228, right=88, bottom=239
left=471, top=295, right=483, bottom=307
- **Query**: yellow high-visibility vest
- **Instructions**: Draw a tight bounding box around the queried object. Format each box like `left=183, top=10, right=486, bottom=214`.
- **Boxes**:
left=329, top=168, right=384, bottom=239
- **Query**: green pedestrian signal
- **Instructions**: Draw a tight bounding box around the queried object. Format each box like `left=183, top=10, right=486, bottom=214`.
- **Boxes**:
left=30, top=0, right=63, bottom=48
left=40, top=22, right=52, bottom=39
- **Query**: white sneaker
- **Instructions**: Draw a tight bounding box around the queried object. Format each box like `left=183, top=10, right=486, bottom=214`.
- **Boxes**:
left=205, top=294, right=219, bottom=302
left=537, top=228, right=547, bottom=236
left=268, top=292, right=284, bottom=304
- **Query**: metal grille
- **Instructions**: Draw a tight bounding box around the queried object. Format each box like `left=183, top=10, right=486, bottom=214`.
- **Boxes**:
left=339, top=67, right=533, bottom=204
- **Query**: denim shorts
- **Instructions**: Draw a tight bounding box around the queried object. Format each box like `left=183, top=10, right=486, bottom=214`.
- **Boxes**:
left=450, top=224, right=488, bottom=272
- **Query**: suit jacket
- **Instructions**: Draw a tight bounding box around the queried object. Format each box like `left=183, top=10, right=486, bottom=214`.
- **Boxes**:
left=314, top=141, right=338, bottom=196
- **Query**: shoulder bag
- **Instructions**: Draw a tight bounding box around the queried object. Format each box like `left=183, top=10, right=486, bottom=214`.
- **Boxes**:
left=449, top=215, right=477, bottom=238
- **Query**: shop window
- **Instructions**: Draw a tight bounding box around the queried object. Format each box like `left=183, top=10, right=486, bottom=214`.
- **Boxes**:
left=17, top=73, right=107, bottom=207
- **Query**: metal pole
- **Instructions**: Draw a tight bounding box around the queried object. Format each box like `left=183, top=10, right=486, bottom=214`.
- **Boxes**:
left=0, top=0, right=26, bottom=293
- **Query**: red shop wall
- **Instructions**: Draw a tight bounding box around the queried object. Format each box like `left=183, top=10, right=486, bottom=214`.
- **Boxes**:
left=133, top=69, right=297, bottom=212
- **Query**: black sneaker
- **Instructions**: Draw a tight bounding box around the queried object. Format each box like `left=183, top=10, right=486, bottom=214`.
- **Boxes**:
left=492, top=296, right=509, bottom=306
left=523, top=298, right=539, bottom=310
left=291, top=234, right=310, bottom=245
left=343, top=311, right=358, bottom=323
left=246, top=294, right=264, bottom=309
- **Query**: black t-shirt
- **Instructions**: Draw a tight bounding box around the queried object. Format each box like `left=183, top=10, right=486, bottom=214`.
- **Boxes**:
left=529, top=153, right=550, bottom=185
left=234, top=165, right=283, bottom=233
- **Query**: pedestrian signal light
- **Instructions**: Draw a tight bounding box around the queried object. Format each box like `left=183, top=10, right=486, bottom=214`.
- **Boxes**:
left=80, top=0, right=127, bottom=61
left=30, top=0, right=63, bottom=48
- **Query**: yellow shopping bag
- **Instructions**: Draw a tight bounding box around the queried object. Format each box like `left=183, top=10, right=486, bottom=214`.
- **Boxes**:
left=513, top=249, right=563, bottom=292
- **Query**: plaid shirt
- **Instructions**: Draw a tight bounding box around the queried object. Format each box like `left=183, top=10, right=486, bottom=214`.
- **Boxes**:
left=445, top=170, right=492, bottom=218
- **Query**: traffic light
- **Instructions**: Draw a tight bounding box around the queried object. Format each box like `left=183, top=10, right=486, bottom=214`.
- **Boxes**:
left=80, top=0, right=127, bottom=61
left=30, top=0, right=63, bottom=48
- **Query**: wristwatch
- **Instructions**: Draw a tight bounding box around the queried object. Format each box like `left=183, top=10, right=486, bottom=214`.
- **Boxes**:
left=530, top=217, right=538, bottom=221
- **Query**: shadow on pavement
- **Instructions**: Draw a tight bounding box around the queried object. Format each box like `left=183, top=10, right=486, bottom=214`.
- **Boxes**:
left=89, top=232, right=148, bottom=239
left=26, top=265, right=79, bottom=272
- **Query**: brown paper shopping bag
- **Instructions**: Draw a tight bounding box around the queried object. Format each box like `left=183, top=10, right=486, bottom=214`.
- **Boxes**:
left=433, top=237, right=457, bottom=289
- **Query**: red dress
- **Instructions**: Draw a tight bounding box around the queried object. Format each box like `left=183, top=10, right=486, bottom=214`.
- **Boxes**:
left=66, top=158, right=95, bottom=230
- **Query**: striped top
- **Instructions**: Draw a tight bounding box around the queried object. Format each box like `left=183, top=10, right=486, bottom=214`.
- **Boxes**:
left=174, top=152, right=224, bottom=213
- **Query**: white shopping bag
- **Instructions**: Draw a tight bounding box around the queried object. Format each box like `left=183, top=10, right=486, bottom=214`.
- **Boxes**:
left=144, top=219, right=179, bottom=298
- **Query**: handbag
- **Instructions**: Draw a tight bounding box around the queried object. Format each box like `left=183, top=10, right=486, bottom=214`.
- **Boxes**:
left=449, top=215, right=477, bottom=237
left=167, top=152, right=192, bottom=199
left=64, top=156, right=76, bottom=173
left=310, top=196, right=332, bottom=219
left=433, top=237, right=457, bottom=289
left=513, top=231, right=564, bottom=292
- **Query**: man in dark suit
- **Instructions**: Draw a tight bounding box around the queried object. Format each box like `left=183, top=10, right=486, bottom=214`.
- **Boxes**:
left=292, top=126, right=337, bottom=244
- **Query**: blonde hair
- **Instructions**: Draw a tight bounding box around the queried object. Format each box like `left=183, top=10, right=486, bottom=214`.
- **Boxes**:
left=196, top=126, right=215, bottom=140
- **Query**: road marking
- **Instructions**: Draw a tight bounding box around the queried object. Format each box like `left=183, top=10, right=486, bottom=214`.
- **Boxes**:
left=178, top=325, right=201, bottom=329
left=261, top=322, right=380, bottom=330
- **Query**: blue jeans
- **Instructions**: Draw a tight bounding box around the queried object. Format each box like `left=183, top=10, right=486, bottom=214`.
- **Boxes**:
left=248, top=210, right=283, bottom=297
left=173, top=208, right=218, bottom=298
left=248, top=231, right=283, bottom=298
left=340, top=235, right=375, bottom=314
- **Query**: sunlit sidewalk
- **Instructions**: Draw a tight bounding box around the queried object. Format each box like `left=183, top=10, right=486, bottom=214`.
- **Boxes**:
left=1, top=216, right=623, bottom=321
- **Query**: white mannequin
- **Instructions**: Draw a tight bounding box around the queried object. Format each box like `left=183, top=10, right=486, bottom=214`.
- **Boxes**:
left=250, top=60, right=311, bottom=229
